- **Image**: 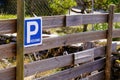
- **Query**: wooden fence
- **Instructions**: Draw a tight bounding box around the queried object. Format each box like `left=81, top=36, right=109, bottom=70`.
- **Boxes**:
left=0, top=5, right=120, bottom=80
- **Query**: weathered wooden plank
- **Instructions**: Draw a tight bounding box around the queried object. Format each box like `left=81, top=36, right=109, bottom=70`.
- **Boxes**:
left=0, top=43, right=16, bottom=59
left=114, top=13, right=120, bottom=22
left=94, top=43, right=116, bottom=58
left=0, top=16, right=65, bottom=34
left=80, top=71, right=105, bottom=80
left=37, top=58, right=105, bottom=80
left=74, top=49, right=94, bottom=64
left=25, top=30, right=107, bottom=53
left=66, top=13, right=120, bottom=26
left=0, top=67, right=16, bottom=80
left=0, top=19, right=17, bottom=34
left=0, top=29, right=119, bottom=59
left=25, top=29, right=119, bottom=53
left=105, top=5, right=114, bottom=80
left=66, top=14, right=108, bottom=26
left=89, top=71, right=105, bottom=80
left=24, top=54, right=73, bottom=77
left=42, top=15, right=66, bottom=29
left=0, top=14, right=120, bottom=34
left=112, top=29, right=120, bottom=38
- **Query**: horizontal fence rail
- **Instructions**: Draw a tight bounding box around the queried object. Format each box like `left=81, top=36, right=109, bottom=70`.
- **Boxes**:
left=0, top=13, right=120, bottom=34
left=0, top=19, right=17, bottom=34
left=0, top=29, right=119, bottom=59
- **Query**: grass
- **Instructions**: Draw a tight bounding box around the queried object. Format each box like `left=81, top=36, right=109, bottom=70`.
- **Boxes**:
left=0, top=14, right=17, bottom=19
left=50, top=26, right=83, bottom=35
left=0, top=14, right=31, bottom=19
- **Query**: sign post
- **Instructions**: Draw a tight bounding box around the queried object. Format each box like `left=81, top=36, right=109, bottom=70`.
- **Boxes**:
left=105, top=5, right=114, bottom=80
left=17, top=0, right=24, bottom=80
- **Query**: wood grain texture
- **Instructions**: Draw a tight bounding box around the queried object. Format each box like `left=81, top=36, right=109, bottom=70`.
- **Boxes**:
left=25, top=29, right=119, bottom=54
left=105, top=5, right=114, bottom=80
left=42, top=15, right=66, bottom=29
left=24, top=54, right=73, bottom=77
left=83, top=71, right=105, bottom=80
left=16, top=0, right=25, bottom=80
left=0, top=19, right=17, bottom=34
left=74, top=49, right=94, bottom=64
left=94, top=43, right=116, bottom=58
left=0, top=14, right=120, bottom=34
left=0, top=67, right=16, bottom=80
left=0, top=29, right=119, bottom=59
left=0, top=43, right=16, bottom=59
left=37, top=58, right=105, bottom=80
left=114, top=13, right=120, bottom=22
left=112, top=29, right=120, bottom=38
left=25, top=30, right=107, bottom=53
left=66, top=14, right=108, bottom=26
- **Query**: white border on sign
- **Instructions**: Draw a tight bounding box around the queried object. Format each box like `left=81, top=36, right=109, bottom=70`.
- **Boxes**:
left=24, top=17, right=42, bottom=47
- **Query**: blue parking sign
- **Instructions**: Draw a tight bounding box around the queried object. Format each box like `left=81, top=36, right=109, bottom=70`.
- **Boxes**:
left=24, top=17, right=42, bottom=47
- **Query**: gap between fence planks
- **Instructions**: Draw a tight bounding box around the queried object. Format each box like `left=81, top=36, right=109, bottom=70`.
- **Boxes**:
left=0, top=29, right=119, bottom=59
left=0, top=14, right=120, bottom=34
left=0, top=44, right=116, bottom=79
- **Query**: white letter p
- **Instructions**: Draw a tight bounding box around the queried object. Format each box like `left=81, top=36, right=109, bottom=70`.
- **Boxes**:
left=27, top=21, right=39, bottom=43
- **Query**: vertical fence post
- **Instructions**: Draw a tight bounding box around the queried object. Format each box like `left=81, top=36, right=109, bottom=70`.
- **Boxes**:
left=105, top=5, right=114, bottom=80
left=16, top=0, right=25, bottom=80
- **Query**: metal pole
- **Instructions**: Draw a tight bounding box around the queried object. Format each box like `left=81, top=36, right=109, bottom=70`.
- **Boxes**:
left=16, top=0, right=25, bottom=80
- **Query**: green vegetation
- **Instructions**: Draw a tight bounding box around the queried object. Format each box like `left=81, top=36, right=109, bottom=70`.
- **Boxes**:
left=110, top=0, right=120, bottom=12
left=94, top=23, right=120, bottom=31
left=94, top=23, right=108, bottom=30
left=94, top=0, right=113, bottom=11
left=48, top=0, right=77, bottom=15
left=0, top=14, right=31, bottom=19
left=94, top=22, right=120, bottom=41
left=80, top=0, right=120, bottom=12
left=94, top=0, right=120, bottom=12
left=0, top=14, right=17, bottom=19
left=50, top=26, right=83, bottom=35
left=114, top=23, right=120, bottom=28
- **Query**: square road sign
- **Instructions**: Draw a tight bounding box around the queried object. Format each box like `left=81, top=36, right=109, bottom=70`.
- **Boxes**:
left=24, top=17, right=42, bottom=47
